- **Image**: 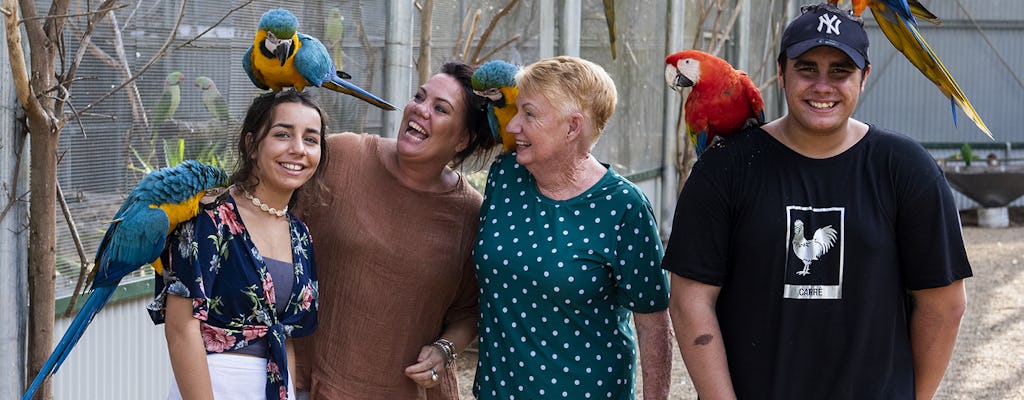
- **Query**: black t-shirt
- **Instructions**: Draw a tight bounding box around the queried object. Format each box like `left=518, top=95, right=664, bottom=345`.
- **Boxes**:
left=662, top=126, right=972, bottom=399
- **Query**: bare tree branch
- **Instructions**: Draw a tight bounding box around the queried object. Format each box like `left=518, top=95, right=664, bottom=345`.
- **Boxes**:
left=56, top=180, right=91, bottom=317
left=416, top=0, right=433, bottom=85
left=469, top=0, right=521, bottom=63
left=460, top=9, right=480, bottom=61
left=69, top=0, right=256, bottom=122
left=474, top=34, right=520, bottom=64
left=18, top=2, right=126, bottom=24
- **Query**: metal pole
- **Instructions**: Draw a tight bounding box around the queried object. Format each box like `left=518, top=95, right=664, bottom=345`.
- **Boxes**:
left=539, top=0, right=555, bottom=59
left=559, top=0, right=581, bottom=56
left=383, top=0, right=414, bottom=138
left=661, top=0, right=687, bottom=238
left=0, top=21, right=27, bottom=397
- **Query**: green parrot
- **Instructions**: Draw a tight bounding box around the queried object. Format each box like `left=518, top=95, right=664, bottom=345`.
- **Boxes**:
left=324, top=7, right=345, bottom=71
left=194, top=76, right=231, bottom=122
left=152, top=71, right=184, bottom=132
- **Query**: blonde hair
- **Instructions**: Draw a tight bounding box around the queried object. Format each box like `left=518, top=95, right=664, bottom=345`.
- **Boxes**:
left=516, top=56, right=617, bottom=142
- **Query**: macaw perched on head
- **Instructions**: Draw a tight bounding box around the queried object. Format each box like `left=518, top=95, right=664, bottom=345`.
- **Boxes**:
left=195, top=76, right=231, bottom=122
left=829, top=0, right=992, bottom=139
left=153, top=71, right=184, bottom=131
left=244, top=8, right=396, bottom=111
left=21, top=160, right=227, bottom=400
left=665, top=50, right=765, bottom=156
left=472, top=60, right=520, bottom=153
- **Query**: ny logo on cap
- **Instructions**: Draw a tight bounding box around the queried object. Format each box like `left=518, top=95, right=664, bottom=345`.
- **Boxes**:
left=817, top=13, right=842, bottom=35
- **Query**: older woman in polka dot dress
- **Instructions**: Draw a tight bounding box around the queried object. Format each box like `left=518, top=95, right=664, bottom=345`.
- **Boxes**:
left=472, top=56, right=673, bottom=400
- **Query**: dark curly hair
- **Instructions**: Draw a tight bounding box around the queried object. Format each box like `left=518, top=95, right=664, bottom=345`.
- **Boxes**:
left=439, top=61, right=498, bottom=168
left=229, top=89, right=330, bottom=208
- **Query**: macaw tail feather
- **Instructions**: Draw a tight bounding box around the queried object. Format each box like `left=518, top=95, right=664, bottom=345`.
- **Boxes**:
left=323, top=76, right=397, bottom=111
left=872, top=7, right=993, bottom=139
left=22, top=285, right=118, bottom=400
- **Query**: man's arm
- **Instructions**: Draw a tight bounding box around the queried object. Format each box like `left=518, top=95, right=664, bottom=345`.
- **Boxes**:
left=634, top=309, right=673, bottom=400
left=669, top=273, right=736, bottom=399
left=910, top=279, right=968, bottom=400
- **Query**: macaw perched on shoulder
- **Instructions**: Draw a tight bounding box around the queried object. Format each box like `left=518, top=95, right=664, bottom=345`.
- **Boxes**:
left=152, top=71, right=184, bottom=132
left=472, top=60, right=519, bottom=153
left=21, top=160, right=227, bottom=400
left=665, top=50, right=765, bottom=156
left=195, top=76, right=231, bottom=122
left=830, top=0, right=993, bottom=139
left=244, top=8, right=396, bottom=111
left=324, top=7, right=345, bottom=71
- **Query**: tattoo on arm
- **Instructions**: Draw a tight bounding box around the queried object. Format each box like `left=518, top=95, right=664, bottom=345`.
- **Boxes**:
left=693, top=334, right=714, bottom=346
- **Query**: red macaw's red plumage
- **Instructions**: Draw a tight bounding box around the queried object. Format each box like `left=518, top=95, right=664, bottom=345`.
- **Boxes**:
left=665, top=49, right=766, bottom=155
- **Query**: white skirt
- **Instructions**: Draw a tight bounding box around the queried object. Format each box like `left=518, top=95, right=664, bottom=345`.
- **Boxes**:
left=167, top=353, right=296, bottom=400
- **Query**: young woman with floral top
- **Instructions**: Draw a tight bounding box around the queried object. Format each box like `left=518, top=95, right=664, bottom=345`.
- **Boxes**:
left=148, top=89, right=328, bottom=400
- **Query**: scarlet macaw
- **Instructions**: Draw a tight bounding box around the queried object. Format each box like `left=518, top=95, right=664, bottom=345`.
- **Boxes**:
left=665, top=50, right=765, bottom=156
left=831, top=0, right=993, bottom=138
left=243, top=8, right=396, bottom=111
left=22, top=160, right=227, bottom=400
left=194, top=76, right=231, bottom=122
left=471, top=60, right=519, bottom=153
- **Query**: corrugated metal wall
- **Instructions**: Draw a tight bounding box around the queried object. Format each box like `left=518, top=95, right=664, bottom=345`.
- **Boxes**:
left=856, top=1, right=1024, bottom=144
left=51, top=296, right=172, bottom=399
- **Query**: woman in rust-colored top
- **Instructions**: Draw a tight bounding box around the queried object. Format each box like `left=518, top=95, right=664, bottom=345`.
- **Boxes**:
left=294, top=61, right=496, bottom=399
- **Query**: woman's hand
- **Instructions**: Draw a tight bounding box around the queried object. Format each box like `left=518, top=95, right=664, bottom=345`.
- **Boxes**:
left=403, top=344, right=447, bottom=388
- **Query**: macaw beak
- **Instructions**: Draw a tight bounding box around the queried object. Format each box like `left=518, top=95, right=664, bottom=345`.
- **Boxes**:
left=474, top=88, right=504, bottom=103
left=275, top=39, right=292, bottom=66
left=673, top=72, right=694, bottom=90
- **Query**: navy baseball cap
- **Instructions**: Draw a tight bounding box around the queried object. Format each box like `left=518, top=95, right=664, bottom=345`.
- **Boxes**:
left=780, top=3, right=869, bottom=69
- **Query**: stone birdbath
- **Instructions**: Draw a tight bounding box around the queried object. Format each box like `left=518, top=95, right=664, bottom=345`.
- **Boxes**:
left=943, top=164, right=1024, bottom=228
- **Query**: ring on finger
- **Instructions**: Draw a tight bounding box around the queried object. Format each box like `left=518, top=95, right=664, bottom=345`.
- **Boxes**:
left=430, top=368, right=439, bottom=382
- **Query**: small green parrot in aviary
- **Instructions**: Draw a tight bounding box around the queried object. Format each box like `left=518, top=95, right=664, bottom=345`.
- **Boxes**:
left=152, top=71, right=184, bottom=132
left=244, top=8, right=396, bottom=110
left=21, top=160, right=227, bottom=400
left=324, top=7, right=345, bottom=71
left=666, top=50, right=765, bottom=156
left=828, top=0, right=992, bottom=138
left=194, top=76, right=231, bottom=122
left=472, top=60, right=520, bottom=153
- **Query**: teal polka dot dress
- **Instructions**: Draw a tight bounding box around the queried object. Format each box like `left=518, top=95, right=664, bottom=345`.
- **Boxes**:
left=472, top=154, right=669, bottom=400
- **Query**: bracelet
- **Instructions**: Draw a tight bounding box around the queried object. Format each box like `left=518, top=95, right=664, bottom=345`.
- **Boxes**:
left=431, top=338, right=457, bottom=367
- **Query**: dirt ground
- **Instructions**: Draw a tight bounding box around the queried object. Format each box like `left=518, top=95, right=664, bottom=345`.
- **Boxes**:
left=453, top=207, right=1024, bottom=399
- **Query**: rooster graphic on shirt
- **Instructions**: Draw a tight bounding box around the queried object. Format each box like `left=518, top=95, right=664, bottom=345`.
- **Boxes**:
left=791, top=219, right=838, bottom=276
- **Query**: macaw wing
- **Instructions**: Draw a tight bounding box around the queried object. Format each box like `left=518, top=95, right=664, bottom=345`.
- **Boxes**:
left=906, top=0, right=940, bottom=25
left=738, top=71, right=766, bottom=125
left=686, top=123, right=710, bottom=156
left=243, top=46, right=270, bottom=90
left=92, top=202, right=170, bottom=288
left=486, top=104, right=501, bottom=141
left=297, top=33, right=397, bottom=111
left=294, top=33, right=335, bottom=87
left=870, top=4, right=993, bottom=138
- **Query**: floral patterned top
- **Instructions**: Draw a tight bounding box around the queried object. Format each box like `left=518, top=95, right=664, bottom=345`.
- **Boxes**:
left=148, top=193, right=318, bottom=400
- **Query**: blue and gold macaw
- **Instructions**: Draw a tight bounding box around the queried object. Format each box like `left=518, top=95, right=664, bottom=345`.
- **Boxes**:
left=472, top=60, right=519, bottom=153
left=831, top=0, right=993, bottom=139
left=244, top=8, right=396, bottom=111
left=22, top=160, right=227, bottom=400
